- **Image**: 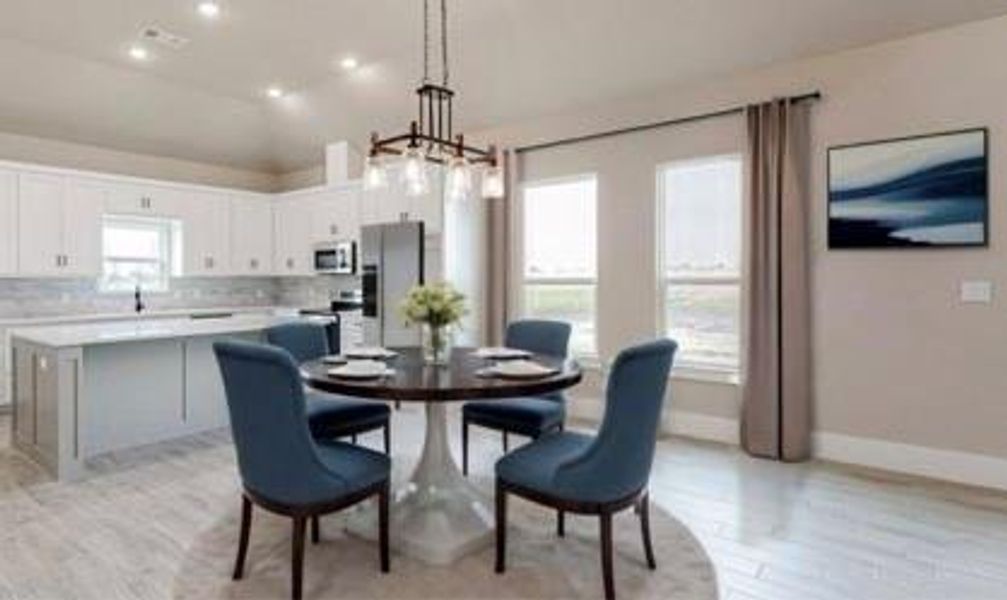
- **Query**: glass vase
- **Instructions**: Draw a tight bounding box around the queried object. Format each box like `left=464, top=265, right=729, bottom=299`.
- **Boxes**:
left=422, top=324, right=454, bottom=366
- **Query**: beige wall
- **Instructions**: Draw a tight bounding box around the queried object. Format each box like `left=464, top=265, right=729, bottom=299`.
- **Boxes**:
left=478, top=15, right=1007, bottom=459
left=0, top=129, right=277, bottom=191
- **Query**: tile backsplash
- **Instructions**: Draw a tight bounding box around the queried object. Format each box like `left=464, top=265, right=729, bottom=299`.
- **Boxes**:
left=275, top=276, right=361, bottom=309
left=0, top=276, right=362, bottom=320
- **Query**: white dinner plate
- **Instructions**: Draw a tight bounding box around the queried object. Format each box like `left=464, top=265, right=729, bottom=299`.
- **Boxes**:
left=321, top=355, right=347, bottom=365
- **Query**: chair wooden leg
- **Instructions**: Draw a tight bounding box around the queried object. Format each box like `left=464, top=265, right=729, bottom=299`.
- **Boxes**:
left=383, top=423, right=391, bottom=455
left=462, top=418, right=470, bottom=476
left=600, top=512, right=615, bottom=600
left=232, top=496, right=252, bottom=580
left=310, top=515, right=320, bottom=544
left=495, top=480, right=507, bottom=573
left=502, top=431, right=509, bottom=453
left=639, top=493, right=656, bottom=570
left=379, top=483, right=390, bottom=573
left=557, top=510, right=565, bottom=537
left=291, top=517, right=307, bottom=600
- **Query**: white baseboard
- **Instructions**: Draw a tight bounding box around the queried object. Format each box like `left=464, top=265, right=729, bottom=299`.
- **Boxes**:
left=573, top=399, right=1007, bottom=493
left=666, top=411, right=739, bottom=445
left=813, top=431, right=1007, bottom=492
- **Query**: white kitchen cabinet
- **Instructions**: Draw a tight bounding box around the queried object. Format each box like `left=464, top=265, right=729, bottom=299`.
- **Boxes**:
left=17, top=173, right=64, bottom=276
left=310, top=185, right=361, bottom=243
left=17, top=173, right=100, bottom=277
left=62, top=179, right=106, bottom=276
left=182, top=191, right=231, bottom=276
left=0, top=169, right=17, bottom=275
left=360, top=166, right=442, bottom=234
left=230, top=195, right=273, bottom=275
left=105, top=183, right=183, bottom=217
left=273, top=196, right=313, bottom=276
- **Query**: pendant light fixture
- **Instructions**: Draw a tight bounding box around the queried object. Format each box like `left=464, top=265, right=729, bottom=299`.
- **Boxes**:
left=363, top=0, right=504, bottom=200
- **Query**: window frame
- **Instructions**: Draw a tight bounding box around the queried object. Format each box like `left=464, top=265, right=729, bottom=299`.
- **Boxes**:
left=655, top=153, right=743, bottom=375
left=99, top=215, right=179, bottom=294
left=518, top=173, right=600, bottom=360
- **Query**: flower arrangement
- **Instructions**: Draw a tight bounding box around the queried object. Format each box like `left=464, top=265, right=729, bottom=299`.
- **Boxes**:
left=400, top=282, right=468, bottom=365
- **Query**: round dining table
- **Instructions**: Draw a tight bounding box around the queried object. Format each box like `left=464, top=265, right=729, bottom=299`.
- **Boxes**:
left=301, top=346, right=582, bottom=565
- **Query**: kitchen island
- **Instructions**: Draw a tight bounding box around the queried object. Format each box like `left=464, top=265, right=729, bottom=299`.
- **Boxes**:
left=9, top=313, right=296, bottom=480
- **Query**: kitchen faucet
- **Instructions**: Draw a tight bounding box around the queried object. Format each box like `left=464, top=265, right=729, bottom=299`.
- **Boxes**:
left=134, top=284, right=145, bottom=314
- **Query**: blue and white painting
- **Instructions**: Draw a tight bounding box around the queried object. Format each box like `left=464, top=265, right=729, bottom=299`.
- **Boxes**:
left=828, top=129, right=987, bottom=248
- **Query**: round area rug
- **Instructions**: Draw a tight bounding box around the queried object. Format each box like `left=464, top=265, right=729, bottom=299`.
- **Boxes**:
left=173, top=491, right=717, bottom=599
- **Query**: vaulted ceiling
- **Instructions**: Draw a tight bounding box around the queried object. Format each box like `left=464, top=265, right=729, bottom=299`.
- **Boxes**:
left=2, top=0, right=1007, bottom=175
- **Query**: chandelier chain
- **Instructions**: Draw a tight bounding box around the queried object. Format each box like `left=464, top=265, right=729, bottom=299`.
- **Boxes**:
left=422, top=0, right=430, bottom=84
left=441, top=0, right=449, bottom=86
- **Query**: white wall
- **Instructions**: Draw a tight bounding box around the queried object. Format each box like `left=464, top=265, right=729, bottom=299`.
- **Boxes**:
left=474, top=15, right=1007, bottom=476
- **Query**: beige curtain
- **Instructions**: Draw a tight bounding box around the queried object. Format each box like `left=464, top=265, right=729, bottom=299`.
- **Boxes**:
left=740, top=99, right=812, bottom=462
left=484, top=150, right=515, bottom=345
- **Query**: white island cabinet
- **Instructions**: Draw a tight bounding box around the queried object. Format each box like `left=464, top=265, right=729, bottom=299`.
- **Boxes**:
left=9, top=314, right=294, bottom=480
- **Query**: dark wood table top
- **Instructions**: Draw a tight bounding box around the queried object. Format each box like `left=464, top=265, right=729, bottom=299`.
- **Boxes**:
left=301, top=346, right=583, bottom=402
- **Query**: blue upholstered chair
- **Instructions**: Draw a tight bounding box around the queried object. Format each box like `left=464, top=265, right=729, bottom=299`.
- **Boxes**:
left=461, top=319, right=572, bottom=475
left=266, top=322, right=392, bottom=454
left=494, top=339, right=677, bottom=600
left=213, top=340, right=390, bottom=600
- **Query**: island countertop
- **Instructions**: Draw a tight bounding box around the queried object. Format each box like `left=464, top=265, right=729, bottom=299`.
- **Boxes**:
left=9, top=313, right=301, bottom=348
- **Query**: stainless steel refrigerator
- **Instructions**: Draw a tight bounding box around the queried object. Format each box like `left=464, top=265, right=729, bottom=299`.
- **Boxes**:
left=360, top=222, right=425, bottom=347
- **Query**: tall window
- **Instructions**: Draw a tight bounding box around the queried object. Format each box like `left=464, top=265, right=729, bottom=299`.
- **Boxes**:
left=659, top=155, right=742, bottom=371
left=522, top=175, right=598, bottom=357
left=100, top=216, right=180, bottom=293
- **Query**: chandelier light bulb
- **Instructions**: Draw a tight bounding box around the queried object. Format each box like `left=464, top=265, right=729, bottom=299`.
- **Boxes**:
left=481, top=164, right=505, bottom=199
left=402, top=146, right=429, bottom=196
left=446, top=156, right=472, bottom=202
left=363, top=155, right=388, bottom=190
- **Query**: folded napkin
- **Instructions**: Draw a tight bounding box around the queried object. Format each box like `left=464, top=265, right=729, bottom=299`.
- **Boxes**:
left=345, top=346, right=398, bottom=359
left=479, top=359, right=558, bottom=379
left=473, top=346, right=532, bottom=359
left=328, top=360, right=395, bottom=379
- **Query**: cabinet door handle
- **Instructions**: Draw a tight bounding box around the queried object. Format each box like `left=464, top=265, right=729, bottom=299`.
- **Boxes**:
left=286, top=258, right=295, bottom=269
left=330, top=224, right=338, bottom=235
left=55, top=255, right=61, bottom=267
left=250, top=259, right=258, bottom=270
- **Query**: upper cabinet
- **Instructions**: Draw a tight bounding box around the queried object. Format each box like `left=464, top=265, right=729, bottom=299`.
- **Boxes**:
left=105, top=184, right=184, bottom=217
left=181, top=191, right=231, bottom=277
left=273, top=196, right=313, bottom=276
left=17, top=174, right=101, bottom=277
left=0, top=170, right=17, bottom=275
left=360, top=166, right=443, bottom=235
left=309, top=185, right=361, bottom=244
left=230, top=195, right=273, bottom=275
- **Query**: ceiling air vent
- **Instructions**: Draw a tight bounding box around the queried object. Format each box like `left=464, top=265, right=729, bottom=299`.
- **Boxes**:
left=139, top=25, right=190, bottom=50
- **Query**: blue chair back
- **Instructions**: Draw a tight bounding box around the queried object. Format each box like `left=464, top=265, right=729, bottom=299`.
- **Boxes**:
left=554, top=339, right=677, bottom=501
left=266, top=321, right=330, bottom=363
left=506, top=320, right=571, bottom=403
left=506, top=319, right=571, bottom=359
left=213, top=340, right=345, bottom=505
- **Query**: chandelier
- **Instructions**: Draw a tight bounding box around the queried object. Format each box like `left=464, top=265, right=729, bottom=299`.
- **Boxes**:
left=363, top=0, right=504, bottom=200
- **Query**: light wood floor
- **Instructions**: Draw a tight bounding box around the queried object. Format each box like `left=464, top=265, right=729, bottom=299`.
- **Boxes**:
left=3, top=407, right=1007, bottom=599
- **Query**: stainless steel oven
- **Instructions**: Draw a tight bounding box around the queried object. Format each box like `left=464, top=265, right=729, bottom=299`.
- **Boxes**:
left=313, top=241, right=357, bottom=275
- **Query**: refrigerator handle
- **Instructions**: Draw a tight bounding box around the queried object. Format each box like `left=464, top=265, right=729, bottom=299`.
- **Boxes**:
left=362, top=264, right=379, bottom=318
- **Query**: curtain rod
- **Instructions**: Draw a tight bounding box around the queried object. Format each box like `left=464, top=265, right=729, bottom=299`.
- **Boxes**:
left=513, top=91, right=821, bottom=154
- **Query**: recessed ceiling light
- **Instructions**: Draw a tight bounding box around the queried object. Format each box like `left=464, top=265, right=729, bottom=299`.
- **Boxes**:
left=197, top=1, right=221, bottom=19
left=266, top=87, right=285, bottom=99
left=340, top=56, right=359, bottom=70
left=128, top=45, right=150, bottom=61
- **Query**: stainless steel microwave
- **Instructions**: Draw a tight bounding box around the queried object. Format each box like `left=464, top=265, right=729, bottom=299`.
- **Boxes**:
left=314, top=241, right=357, bottom=275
